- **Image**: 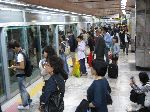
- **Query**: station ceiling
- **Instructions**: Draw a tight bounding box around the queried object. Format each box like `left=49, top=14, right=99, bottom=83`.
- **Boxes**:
left=20, top=0, right=122, bottom=17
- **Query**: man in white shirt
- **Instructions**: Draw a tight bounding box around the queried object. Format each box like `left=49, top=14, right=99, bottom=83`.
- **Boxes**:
left=10, top=41, right=31, bottom=110
left=125, top=31, right=130, bottom=55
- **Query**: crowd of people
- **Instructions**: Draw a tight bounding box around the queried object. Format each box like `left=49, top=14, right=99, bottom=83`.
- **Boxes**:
left=2, top=24, right=150, bottom=112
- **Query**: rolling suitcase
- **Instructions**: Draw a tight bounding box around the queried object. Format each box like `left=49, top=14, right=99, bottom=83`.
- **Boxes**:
left=108, top=63, right=118, bottom=78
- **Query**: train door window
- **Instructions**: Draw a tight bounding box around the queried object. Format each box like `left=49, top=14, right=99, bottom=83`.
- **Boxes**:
left=40, top=25, right=48, bottom=49
left=48, top=26, right=54, bottom=46
left=6, top=27, right=25, bottom=93
left=26, top=26, right=41, bottom=78
left=0, top=37, right=6, bottom=98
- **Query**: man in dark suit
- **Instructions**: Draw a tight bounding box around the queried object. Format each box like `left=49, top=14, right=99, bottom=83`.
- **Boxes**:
left=94, top=28, right=106, bottom=61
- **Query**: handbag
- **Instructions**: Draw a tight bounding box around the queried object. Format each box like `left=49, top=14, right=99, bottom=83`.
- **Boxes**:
left=75, top=99, right=89, bottom=112
left=47, top=78, right=64, bottom=112
left=85, top=46, right=90, bottom=55
left=107, top=92, right=112, bottom=105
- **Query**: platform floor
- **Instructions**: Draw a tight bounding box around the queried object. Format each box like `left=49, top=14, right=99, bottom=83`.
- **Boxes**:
left=2, top=51, right=149, bottom=112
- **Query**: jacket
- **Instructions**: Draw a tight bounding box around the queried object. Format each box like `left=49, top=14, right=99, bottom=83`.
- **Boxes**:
left=94, top=35, right=106, bottom=60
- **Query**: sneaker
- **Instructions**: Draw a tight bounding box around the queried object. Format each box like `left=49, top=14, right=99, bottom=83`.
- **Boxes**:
left=17, top=105, right=29, bottom=110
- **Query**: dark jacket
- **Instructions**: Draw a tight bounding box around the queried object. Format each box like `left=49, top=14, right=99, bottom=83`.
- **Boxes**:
left=40, top=74, right=65, bottom=105
left=87, top=78, right=111, bottom=112
left=88, top=37, right=94, bottom=52
left=119, top=30, right=125, bottom=45
left=94, top=35, right=106, bottom=60
left=68, top=35, right=77, bottom=52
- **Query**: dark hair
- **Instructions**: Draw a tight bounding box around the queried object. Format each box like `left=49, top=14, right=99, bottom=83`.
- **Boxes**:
left=113, top=36, right=118, bottom=43
left=11, top=41, right=20, bottom=49
left=77, top=35, right=83, bottom=40
left=47, top=56, right=63, bottom=74
left=42, top=46, right=56, bottom=58
left=8, top=42, right=14, bottom=49
left=91, top=59, right=107, bottom=76
left=61, top=35, right=66, bottom=41
left=139, top=72, right=149, bottom=85
left=47, top=56, right=68, bottom=80
left=102, top=27, right=108, bottom=32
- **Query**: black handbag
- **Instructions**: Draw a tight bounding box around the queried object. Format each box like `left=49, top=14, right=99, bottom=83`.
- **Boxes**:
left=107, top=92, right=113, bottom=105
left=46, top=78, right=64, bottom=112
left=75, top=99, right=89, bottom=112
left=130, top=89, right=145, bottom=105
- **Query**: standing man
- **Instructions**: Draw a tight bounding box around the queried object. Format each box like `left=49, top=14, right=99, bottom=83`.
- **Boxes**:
left=119, top=27, right=126, bottom=53
left=94, top=28, right=106, bottom=61
left=102, top=27, right=112, bottom=65
left=67, top=31, right=77, bottom=67
left=10, top=41, right=31, bottom=110
left=124, top=31, right=130, bottom=55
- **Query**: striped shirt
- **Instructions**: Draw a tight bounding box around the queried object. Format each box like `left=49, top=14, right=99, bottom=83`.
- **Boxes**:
left=131, top=81, right=150, bottom=94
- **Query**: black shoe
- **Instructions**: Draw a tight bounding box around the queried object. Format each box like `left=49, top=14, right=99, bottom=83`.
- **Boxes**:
left=28, top=99, right=32, bottom=105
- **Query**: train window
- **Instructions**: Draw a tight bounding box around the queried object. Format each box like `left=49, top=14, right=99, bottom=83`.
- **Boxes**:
left=0, top=39, right=5, bottom=97
left=6, top=27, right=25, bottom=92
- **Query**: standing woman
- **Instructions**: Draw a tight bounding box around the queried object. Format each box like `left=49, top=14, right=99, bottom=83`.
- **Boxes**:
left=87, top=59, right=111, bottom=112
left=39, top=46, right=68, bottom=81
left=111, top=36, right=120, bottom=65
left=39, top=46, right=57, bottom=81
left=39, top=56, right=65, bottom=112
left=76, top=35, right=87, bottom=76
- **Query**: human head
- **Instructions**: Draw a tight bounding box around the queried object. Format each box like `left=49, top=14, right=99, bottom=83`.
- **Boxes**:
left=95, top=28, right=102, bottom=37
left=60, top=35, right=66, bottom=42
left=102, top=27, right=108, bottom=33
left=42, top=46, right=56, bottom=59
left=91, top=59, right=107, bottom=77
left=11, top=41, right=21, bottom=53
left=76, top=35, right=83, bottom=42
left=112, top=36, right=118, bottom=44
left=44, top=55, right=64, bottom=75
left=139, top=72, right=149, bottom=84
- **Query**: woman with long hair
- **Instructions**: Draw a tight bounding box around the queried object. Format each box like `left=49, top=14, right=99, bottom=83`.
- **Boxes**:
left=39, top=56, right=65, bottom=112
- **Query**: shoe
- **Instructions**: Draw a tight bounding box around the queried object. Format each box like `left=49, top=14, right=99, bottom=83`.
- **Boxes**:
left=17, top=105, right=29, bottom=110
left=82, top=74, right=87, bottom=76
left=28, top=99, right=32, bottom=105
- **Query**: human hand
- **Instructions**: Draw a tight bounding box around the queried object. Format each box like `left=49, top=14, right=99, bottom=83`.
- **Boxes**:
left=9, top=65, right=15, bottom=69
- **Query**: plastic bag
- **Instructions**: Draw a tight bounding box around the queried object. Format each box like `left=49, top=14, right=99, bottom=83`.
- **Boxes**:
left=72, top=61, right=80, bottom=77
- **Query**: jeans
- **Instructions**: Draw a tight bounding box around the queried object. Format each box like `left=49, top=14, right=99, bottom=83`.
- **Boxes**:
left=125, top=42, right=129, bottom=54
left=104, top=47, right=109, bottom=65
left=17, top=76, right=30, bottom=106
left=79, top=58, right=87, bottom=74
left=60, top=54, right=69, bottom=74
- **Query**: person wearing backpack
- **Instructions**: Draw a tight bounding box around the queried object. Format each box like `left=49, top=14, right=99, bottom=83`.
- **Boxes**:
left=59, top=35, right=69, bottom=74
left=10, top=41, right=32, bottom=110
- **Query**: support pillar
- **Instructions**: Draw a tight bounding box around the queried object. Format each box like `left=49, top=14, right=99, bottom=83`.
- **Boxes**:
left=135, top=0, right=150, bottom=68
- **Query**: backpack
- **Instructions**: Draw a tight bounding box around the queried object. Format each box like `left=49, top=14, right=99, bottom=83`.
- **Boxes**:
left=20, top=52, right=33, bottom=77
